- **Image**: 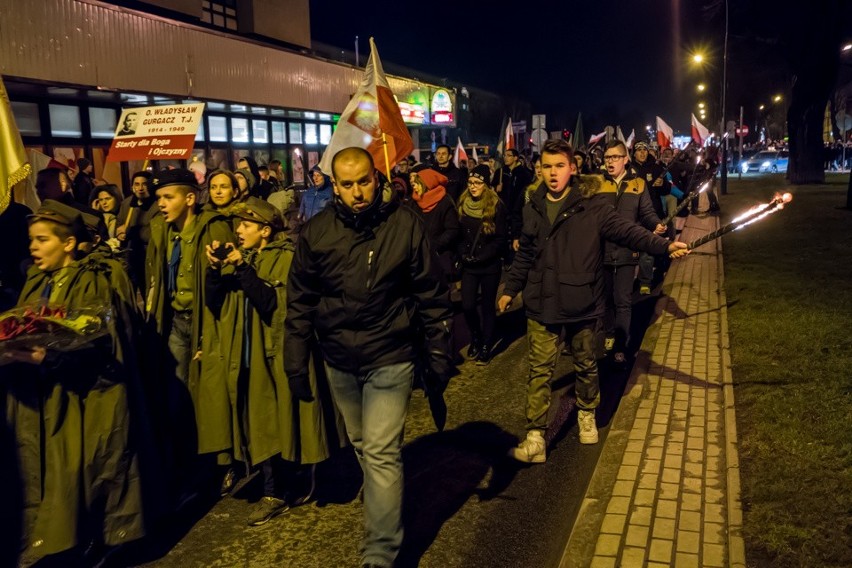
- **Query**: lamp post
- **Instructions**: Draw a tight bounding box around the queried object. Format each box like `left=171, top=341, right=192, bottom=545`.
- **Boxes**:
left=720, top=0, right=729, bottom=195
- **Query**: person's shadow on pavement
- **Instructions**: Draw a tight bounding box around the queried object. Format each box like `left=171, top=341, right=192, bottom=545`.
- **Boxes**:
left=395, top=421, right=521, bottom=568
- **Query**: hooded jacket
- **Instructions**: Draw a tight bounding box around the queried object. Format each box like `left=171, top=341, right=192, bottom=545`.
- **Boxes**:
left=503, top=176, right=671, bottom=325
left=299, top=168, right=333, bottom=221
left=285, top=183, right=452, bottom=378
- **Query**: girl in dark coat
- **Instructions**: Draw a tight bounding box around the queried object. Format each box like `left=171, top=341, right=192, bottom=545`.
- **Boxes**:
left=409, top=167, right=460, bottom=281
left=457, top=165, right=507, bottom=364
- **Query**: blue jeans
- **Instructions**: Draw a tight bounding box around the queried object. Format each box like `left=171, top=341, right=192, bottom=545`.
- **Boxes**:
left=324, top=361, right=414, bottom=568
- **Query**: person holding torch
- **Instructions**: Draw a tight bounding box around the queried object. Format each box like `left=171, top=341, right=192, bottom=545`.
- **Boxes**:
left=498, top=140, right=688, bottom=463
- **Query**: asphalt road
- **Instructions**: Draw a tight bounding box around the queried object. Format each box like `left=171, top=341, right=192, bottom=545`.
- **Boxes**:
left=49, top=289, right=662, bottom=568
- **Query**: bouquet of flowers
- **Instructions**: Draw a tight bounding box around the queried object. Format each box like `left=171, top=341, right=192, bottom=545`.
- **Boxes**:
left=0, top=303, right=112, bottom=364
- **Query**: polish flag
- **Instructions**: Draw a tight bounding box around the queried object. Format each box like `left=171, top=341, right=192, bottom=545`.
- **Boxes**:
left=691, top=113, right=711, bottom=145
left=453, top=137, right=469, bottom=168
left=318, top=38, right=413, bottom=177
left=504, top=120, right=516, bottom=151
left=589, top=131, right=607, bottom=146
left=472, top=145, right=479, bottom=164
left=625, top=129, right=636, bottom=149
left=656, top=116, right=674, bottom=149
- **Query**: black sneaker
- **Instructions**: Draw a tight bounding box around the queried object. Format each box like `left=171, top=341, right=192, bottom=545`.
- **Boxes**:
left=475, top=344, right=492, bottom=366
left=247, top=496, right=289, bottom=526
left=467, top=339, right=482, bottom=360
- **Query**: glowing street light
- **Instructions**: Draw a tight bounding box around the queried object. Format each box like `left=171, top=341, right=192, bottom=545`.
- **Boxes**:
left=773, top=94, right=782, bottom=103
left=759, top=104, right=765, bottom=111
left=697, top=83, right=706, bottom=92
left=693, top=53, right=704, bottom=64
left=645, top=124, right=652, bottom=131
left=698, top=102, right=706, bottom=109
left=843, top=44, right=852, bottom=52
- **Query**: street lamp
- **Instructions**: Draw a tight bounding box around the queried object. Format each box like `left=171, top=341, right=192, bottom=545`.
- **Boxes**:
left=698, top=102, right=706, bottom=109
left=693, top=53, right=704, bottom=64
left=843, top=44, right=852, bottom=52
left=759, top=104, right=765, bottom=110
left=697, top=83, right=706, bottom=92
left=773, top=94, right=782, bottom=103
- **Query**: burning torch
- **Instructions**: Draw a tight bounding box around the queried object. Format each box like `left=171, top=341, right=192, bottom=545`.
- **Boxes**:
left=662, top=179, right=713, bottom=225
left=687, top=192, right=793, bottom=250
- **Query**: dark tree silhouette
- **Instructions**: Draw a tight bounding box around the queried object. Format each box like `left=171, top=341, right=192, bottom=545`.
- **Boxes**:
left=785, top=1, right=844, bottom=184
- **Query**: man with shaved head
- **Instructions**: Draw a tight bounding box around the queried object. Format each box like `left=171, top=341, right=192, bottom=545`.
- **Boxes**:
left=285, top=147, right=453, bottom=568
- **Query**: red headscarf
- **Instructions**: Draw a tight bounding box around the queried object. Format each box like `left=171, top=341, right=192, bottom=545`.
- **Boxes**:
left=411, top=169, right=448, bottom=213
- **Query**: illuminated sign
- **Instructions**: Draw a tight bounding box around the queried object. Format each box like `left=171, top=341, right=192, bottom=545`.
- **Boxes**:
left=398, top=101, right=428, bottom=125
left=431, top=89, right=454, bottom=126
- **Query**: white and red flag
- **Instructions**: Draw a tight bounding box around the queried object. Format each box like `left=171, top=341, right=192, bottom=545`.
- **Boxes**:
left=504, top=120, right=516, bottom=151
left=318, top=38, right=413, bottom=177
left=656, top=116, right=673, bottom=149
left=589, top=131, right=607, bottom=146
left=625, top=128, right=636, bottom=149
left=453, top=137, right=469, bottom=168
left=472, top=145, right=479, bottom=164
left=691, top=113, right=710, bottom=145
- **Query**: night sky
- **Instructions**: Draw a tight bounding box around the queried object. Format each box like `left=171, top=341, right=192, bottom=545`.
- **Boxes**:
left=310, top=0, right=709, bottom=134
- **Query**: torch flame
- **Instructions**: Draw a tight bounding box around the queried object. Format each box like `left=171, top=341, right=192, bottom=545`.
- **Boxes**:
left=734, top=206, right=784, bottom=230
left=732, top=202, right=772, bottom=223
left=781, top=192, right=793, bottom=203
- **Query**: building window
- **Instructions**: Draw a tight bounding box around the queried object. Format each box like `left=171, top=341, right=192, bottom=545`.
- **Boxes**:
left=252, top=119, right=269, bottom=144
left=304, top=123, right=318, bottom=145
left=48, top=104, right=82, bottom=138
left=201, top=0, right=237, bottom=31
left=271, top=121, right=286, bottom=144
left=288, top=123, right=303, bottom=144
left=208, top=115, right=228, bottom=142
left=231, top=117, right=249, bottom=143
left=89, top=107, right=117, bottom=139
left=319, top=124, right=332, bottom=145
left=11, top=101, right=41, bottom=136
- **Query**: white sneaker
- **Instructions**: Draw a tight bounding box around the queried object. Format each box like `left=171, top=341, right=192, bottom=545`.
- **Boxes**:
left=578, top=410, right=599, bottom=445
left=509, top=429, right=546, bottom=463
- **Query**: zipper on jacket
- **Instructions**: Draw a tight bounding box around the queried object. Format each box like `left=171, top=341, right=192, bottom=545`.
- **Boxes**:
left=366, top=249, right=375, bottom=289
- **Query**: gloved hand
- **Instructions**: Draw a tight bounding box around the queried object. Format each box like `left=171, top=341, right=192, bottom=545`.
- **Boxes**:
left=288, top=374, right=314, bottom=402
left=426, top=349, right=454, bottom=393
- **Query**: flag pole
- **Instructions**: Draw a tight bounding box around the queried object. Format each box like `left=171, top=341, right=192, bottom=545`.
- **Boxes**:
left=381, top=133, right=392, bottom=180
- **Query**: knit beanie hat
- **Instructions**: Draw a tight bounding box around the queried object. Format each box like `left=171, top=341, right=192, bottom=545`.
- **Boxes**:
left=469, top=164, right=492, bottom=186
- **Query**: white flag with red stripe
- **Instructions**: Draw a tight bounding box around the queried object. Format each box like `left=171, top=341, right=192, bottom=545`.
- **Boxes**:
left=626, top=129, right=636, bottom=149
left=691, top=113, right=710, bottom=145
left=656, top=116, right=674, bottom=149
left=504, top=120, right=515, bottom=151
left=453, top=137, right=469, bottom=168
left=589, top=131, right=606, bottom=146
left=318, top=38, right=413, bottom=177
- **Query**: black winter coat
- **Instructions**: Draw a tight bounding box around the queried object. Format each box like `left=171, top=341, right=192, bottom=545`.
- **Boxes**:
left=631, top=158, right=671, bottom=219
left=599, top=172, right=662, bottom=266
left=503, top=178, right=671, bottom=325
left=411, top=195, right=460, bottom=280
left=433, top=163, right=468, bottom=202
left=285, top=190, right=453, bottom=377
left=457, top=201, right=508, bottom=275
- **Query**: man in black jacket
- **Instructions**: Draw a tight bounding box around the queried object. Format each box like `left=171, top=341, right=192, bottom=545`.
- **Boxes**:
left=498, top=140, right=687, bottom=463
left=433, top=143, right=468, bottom=201
left=285, top=147, right=453, bottom=568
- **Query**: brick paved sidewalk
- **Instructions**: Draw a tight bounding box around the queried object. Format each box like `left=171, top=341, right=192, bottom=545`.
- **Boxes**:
left=559, top=212, right=746, bottom=568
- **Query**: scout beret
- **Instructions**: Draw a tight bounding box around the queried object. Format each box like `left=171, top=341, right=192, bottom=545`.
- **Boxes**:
left=232, top=197, right=283, bottom=230
left=151, top=168, right=199, bottom=192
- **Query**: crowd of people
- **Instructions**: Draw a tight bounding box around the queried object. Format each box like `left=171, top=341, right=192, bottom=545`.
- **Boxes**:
left=0, top=135, right=720, bottom=568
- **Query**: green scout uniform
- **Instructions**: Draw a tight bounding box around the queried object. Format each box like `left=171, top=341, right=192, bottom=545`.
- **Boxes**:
left=145, top=206, right=236, bottom=446
left=207, top=233, right=343, bottom=465
left=4, top=202, right=145, bottom=559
